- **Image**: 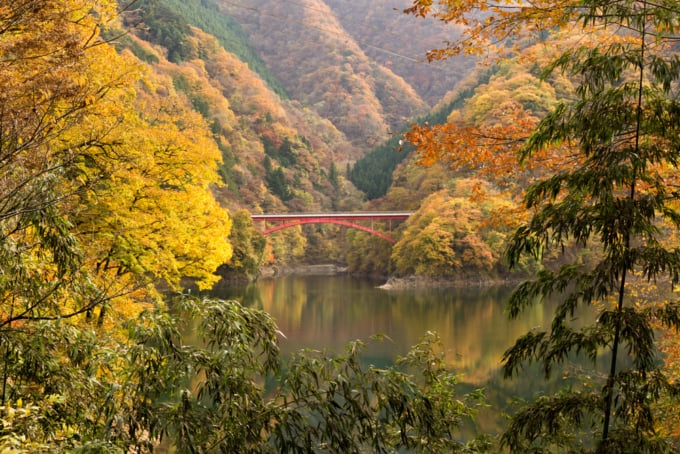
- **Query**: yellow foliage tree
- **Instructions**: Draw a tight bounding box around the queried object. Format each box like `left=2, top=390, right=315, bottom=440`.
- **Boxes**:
left=392, top=180, right=518, bottom=278
left=73, top=67, right=233, bottom=323
left=0, top=0, right=231, bottom=326
left=402, top=39, right=584, bottom=196
left=0, top=0, right=132, bottom=326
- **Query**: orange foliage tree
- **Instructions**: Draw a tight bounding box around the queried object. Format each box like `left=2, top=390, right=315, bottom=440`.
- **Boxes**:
left=404, top=0, right=582, bottom=60
left=402, top=38, right=588, bottom=196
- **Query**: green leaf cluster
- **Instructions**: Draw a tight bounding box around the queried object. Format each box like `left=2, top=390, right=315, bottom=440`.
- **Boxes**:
left=263, top=156, right=293, bottom=202
left=0, top=298, right=489, bottom=453
left=501, top=1, right=680, bottom=451
left=136, top=0, right=193, bottom=63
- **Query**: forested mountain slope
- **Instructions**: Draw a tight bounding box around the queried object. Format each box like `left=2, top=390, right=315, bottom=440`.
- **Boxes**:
left=0, top=3, right=495, bottom=451
left=323, top=0, right=474, bottom=105
left=216, top=0, right=472, bottom=148
left=106, top=0, right=480, bottom=269
left=345, top=39, right=578, bottom=277
left=6, top=2, right=680, bottom=451
left=120, top=0, right=363, bottom=212
left=108, top=0, right=389, bottom=271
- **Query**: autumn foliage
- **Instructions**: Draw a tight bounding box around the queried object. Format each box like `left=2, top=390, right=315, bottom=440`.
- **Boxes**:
left=391, top=179, right=522, bottom=278
left=403, top=0, right=680, bottom=450
left=0, top=1, right=498, bottom=452
left=0, top=0, right=232, bottom=438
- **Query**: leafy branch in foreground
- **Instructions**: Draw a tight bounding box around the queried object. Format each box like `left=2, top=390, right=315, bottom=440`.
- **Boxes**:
left=405, top=0, right=680, bottom=449
left=271, top=331, right=489, bottom=453
left=499, top=0, right=680, bottom=451
left=0, top=297, right=490, bottom=452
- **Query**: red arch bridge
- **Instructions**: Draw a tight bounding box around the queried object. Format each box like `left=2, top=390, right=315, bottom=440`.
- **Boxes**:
left=250, top=212, right=413, bottom=243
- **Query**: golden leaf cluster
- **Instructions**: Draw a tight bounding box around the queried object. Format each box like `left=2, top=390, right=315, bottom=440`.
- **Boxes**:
left=0, top=0, right=232, bottom=328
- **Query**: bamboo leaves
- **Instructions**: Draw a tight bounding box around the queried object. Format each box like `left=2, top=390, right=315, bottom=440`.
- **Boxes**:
left=500, top=0, right=680, bottom=449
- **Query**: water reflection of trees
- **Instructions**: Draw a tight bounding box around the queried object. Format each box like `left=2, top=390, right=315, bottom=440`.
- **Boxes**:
left=214, top=277, right=592, bottom=381
left=209, top=275, right=602, bottom=438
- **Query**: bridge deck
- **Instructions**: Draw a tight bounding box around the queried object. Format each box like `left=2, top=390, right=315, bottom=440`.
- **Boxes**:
left=251, top=212, right=413, bottom=222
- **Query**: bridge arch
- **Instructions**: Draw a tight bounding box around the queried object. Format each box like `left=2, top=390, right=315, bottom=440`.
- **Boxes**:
left=262, top=219, right=397, bottom=243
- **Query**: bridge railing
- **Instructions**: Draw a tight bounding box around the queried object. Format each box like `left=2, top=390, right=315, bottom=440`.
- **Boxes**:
left=251, top=212, right=413, bottom=221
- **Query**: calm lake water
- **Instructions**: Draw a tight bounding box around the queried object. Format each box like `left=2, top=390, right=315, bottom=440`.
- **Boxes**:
left=210, top=274, right=594, bottom=436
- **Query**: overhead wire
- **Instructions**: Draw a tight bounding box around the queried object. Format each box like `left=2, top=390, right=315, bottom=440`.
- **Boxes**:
left=276, top=0, right=430, bottom=47
left=218, top=0, right=458, bottom=66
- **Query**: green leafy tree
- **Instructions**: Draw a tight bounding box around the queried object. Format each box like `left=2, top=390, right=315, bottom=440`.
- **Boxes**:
left=1, top=296, right=490, bottom=453
left=131, top=299, right=490, bottom=453
left=219, top=209, right=266, bottom=279
left=499, top=1, right=680, bottom=451
left=271, top=330, right=489, bottom=453
left=137, top=0, right=193, bottom=63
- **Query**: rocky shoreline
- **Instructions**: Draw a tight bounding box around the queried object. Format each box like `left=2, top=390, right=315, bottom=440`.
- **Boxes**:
left=377, top=274, right=521, bottom=290
left=258, top=263, right=349, bottom=278
left=256, top=264, right=521, bottom=290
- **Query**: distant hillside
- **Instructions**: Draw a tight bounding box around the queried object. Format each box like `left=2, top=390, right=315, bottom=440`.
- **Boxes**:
left=217, top=0, right=438, bottom=149
left=349, top=67, right=496, bottom=199
left=209, top=0, right=478, bottom=203
left=123, top=0, right=481, bottom=193
left=323, top=0, right=474, bottom=105
left=344, top=37, right=580, bottom=275
left=119, top=1, right=366, bottom=214
left=111, top=0, right=486, bottom=267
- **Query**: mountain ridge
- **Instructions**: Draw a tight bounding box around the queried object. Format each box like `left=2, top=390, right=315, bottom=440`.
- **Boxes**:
left=114, top=0, right=480, bottom=269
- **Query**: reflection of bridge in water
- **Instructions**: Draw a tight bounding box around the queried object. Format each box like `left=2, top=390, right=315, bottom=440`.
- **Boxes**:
left=250, top=212, right=413, bottom=243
